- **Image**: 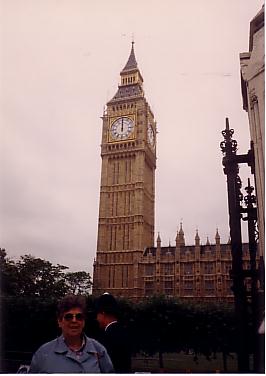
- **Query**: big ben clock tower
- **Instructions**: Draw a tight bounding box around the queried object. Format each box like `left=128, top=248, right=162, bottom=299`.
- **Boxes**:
left=93, top=43, right=157, bottom=299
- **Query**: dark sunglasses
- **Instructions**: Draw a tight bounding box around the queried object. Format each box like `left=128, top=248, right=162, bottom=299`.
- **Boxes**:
left=63, top=313, right=84, bottom=321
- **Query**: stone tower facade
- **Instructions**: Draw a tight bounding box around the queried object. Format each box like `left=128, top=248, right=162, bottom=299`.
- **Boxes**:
left=93, top=44, right=256, bottom=302
left=93, top=43, right=157, bottom=298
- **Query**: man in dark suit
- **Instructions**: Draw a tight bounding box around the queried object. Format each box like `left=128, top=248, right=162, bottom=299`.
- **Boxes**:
left=95, top=293, right=131, bottom=373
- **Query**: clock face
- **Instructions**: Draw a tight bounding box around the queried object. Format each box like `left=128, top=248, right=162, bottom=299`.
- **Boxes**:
left=110, top=117, right=134, bottom=141
left=147, top=124, right=155, bottom=147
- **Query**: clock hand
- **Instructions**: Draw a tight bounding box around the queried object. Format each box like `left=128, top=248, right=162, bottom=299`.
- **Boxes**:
left=121, top=118, right=124, bottom=132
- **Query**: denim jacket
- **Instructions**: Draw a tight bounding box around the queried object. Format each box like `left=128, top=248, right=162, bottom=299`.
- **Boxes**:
left=28, top=335, right=114, bottom=373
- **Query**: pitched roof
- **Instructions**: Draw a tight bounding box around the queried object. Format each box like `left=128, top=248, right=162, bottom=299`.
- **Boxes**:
left=108, top=84, right=143, bottom=103
left=122, top=42, right=138, bottom=72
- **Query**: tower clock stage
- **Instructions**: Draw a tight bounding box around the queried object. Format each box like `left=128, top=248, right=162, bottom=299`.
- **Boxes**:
left=109, top=116, right=135, bottom=141
left=93, top=43, right=157, bottom=298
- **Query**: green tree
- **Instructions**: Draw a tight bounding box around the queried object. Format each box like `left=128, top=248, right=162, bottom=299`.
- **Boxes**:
left=15, top=254, right=69, bottom=298
left=0, top=248, right=20, bottom=296
left=1, top=250, right=93, bottom=299
left=1, top=249, right=94, bottom=372
left=65, top=271, right=92, bottom=295
left=129, top=296, right=238, bottom=371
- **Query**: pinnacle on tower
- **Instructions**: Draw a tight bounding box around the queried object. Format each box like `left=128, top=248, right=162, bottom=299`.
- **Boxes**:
left=206, top=237, right=210, bottom=246
left=110, top=42, right=144, bottom=101
left=195, top=229, right=200, bottom=245
left=215, top=228, right=220, bottom=244
left=121, top=42, right=138, bottom=72
left=179, top=222, right=185, bottom=246
left=157, top=232, right=161, bottom=247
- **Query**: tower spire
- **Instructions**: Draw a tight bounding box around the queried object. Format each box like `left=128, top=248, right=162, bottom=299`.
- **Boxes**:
left=179, top=222, right=185, bottom=246
left=215, top=228, right=220, bottom=244
left=109, top=42, right=144, bottom=101
left=122, top=42, right=138, bottom=72
left=195, top=229, right=200, bottom=246
left=157, top=232, right=161, bottom=248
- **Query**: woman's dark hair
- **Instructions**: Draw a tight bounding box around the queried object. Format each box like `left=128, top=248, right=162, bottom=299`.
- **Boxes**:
left=57, top=295, right=87, bottom=319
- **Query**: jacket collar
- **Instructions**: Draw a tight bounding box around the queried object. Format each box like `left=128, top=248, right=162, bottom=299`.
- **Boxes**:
left=54, top=335, right=69, bottom=354
left=54, top=334, right=101, bottom=355
left=105, top=320, right=118, bottom=331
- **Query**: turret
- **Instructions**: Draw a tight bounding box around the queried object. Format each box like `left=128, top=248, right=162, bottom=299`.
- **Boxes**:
left=215, top=228, right=221, bottom=261
left=215, top=228, right=220, bottom=245
left=156, top=232, right=161, bottom=248
left=156, top=232, right=161, bottom=259
left=175, top=227, right=180, bottom=263
left=195, top=229, right=200, bottom=261
left=108, top=42, right=144, bottom=104
left=120, top=42, right=143, bottom=87
left=179, top=223, right=185, bottom=246
left=195, top=229, right=200, bottom=246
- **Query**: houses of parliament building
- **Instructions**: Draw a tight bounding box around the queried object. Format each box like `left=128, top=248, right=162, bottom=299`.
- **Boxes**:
left=92, top=43, right=254, bottom=301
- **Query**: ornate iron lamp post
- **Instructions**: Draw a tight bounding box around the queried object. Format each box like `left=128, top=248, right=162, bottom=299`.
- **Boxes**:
left=221, top=117, right=264, bottom=372
left=242, top=179, right=264, bottom=372
left=220, top=118, right=251, bottom=372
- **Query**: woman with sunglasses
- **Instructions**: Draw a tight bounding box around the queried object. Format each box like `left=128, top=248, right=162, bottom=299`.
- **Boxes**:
left=29, top=295, right=114, bottom=373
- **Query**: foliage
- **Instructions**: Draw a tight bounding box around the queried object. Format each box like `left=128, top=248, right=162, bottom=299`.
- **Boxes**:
left=15, top=254, right=68, bottom=298
left=126, top=295, right=237, bottom=363
left=65, top=271, right=92, bottom=295
left=1, top=249, right=239, bottom=372
left=2, top=295, right=58, bottom=353
left=84, top=294, right=238, bottom=366
left=0, top=248, right=20, bottom=295
left=0, top=248, right=92, bottom=298
left=1, top=248, right=93, bottom=372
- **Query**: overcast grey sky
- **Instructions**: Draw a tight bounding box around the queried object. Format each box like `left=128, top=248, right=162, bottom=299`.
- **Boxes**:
left=1, top=0, right=263, bottom=274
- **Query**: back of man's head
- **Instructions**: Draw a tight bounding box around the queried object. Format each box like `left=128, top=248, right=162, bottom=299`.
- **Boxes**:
left=95, top=292, right=119, bottom=318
